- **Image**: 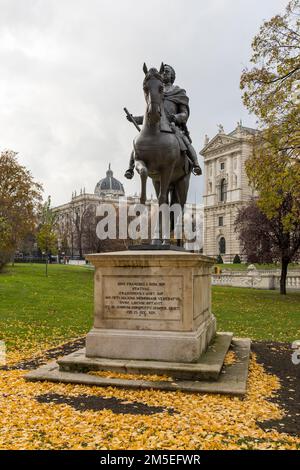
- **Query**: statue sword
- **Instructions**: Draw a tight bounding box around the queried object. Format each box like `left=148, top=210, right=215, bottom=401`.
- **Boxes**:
left=124, top=107, right=141, bottom=132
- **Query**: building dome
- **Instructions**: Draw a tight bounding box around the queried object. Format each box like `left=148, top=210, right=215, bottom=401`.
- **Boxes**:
left=94, top=163, right=125, bottom=197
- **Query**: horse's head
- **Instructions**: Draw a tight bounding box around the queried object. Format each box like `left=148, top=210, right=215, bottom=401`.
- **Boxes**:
left=143, top=62, right=164, bottom=124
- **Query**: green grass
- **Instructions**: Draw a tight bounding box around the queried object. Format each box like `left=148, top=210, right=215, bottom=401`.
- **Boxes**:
left=0, top=264, right=299, bottom=356
left=0, top=263, right=94, bottom=353
left=216, top=263, right=300, bottom=271
left=213, top=286, right=300, bottom=342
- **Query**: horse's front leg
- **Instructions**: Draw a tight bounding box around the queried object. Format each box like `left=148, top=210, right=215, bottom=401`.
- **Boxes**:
left=135, top=160, right=148, bottom=205
left=158, top=166, right=174, bottom=244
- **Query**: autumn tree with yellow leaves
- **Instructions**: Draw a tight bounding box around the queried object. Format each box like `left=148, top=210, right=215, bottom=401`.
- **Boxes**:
left=238, top=0, right=300, bottom=294
left=0, top=150, right=42, bottom=271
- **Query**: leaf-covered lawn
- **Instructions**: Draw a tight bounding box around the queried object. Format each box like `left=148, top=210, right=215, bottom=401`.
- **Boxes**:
left=0, top=351, right=299, bottom=450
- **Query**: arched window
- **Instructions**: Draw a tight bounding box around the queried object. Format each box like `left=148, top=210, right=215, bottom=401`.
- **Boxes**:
left=219, top=237, right=226, bottom=254
left=220, top=178, right=227, bottom=202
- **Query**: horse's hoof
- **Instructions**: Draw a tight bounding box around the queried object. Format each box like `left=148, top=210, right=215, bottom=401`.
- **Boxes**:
left=192, top=166, right=202, bottom=176
left=124, top=170, right=134, bottom=179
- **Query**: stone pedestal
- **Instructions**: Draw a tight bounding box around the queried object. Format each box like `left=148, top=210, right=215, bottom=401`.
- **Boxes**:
left=85, top=250, right=216, bottom=363
left=26, top=250, right=250, bottom=395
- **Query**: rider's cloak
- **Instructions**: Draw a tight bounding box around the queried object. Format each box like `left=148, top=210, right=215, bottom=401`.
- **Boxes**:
left=164, top=86, right=190, bottom=119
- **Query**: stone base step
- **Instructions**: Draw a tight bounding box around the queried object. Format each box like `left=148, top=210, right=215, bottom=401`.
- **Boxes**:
left=26, top=338, right=251, bottom=396
left=58, top=332, right=233, bottom=381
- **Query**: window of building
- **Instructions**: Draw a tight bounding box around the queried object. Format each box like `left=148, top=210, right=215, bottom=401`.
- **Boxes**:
left=220, top=162, right=225, bottom=170
left=218, top=216, right=223, bottom=226
left=209, top=182, right=212, bottom=193
left=220, top=178, right=227, bottom=202
left=219, top=237, right=226, bottom=254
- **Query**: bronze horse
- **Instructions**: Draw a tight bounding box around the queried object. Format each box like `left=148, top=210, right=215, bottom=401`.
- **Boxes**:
left=132, top=63, right=192, bottom=245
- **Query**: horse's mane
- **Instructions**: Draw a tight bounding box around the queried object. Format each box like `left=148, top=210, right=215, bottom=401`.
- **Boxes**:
left=143, top=68, right=163, bottom=86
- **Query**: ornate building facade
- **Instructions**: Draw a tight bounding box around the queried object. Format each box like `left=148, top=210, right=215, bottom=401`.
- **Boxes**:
left=200, top=122, right=258, bottom=262
left=53, top=164, right=132, bottom=257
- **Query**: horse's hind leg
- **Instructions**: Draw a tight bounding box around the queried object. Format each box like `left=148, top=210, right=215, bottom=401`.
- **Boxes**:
left=150, top=180, right=161, bottom=244
left=135, top=159, right=148, bottom=205
left=159, top=167, right=174, bottom=243
left=158, top=168, right=173, bottom=206
left=174, top=174, right=191, bottom=247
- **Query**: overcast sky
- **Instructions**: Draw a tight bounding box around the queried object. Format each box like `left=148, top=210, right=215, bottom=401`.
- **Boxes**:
left=0, top=0, right=288, bottom=206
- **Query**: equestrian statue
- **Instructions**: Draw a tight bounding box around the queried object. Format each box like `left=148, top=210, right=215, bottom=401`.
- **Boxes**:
left=124, top=62, right=202, bottom=245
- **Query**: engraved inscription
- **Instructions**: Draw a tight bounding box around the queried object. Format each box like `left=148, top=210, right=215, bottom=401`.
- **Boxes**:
left=103, top=276, right=182, bottom=321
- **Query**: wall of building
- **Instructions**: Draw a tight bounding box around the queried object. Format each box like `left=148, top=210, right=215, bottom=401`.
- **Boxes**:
left=201, top=124, right=258, bottom=262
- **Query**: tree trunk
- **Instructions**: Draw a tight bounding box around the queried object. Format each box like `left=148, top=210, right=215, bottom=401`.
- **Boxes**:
left=280, top=257, right=289, bottom=295
left=71, top=234, right=74, bottom=258
left=79, top=234, right=83, bottom=259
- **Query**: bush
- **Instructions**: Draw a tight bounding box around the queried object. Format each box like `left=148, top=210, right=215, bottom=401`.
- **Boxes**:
left=216, top=254, right=223, bottom=264
left=233, top=254, right=241, bottom=264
